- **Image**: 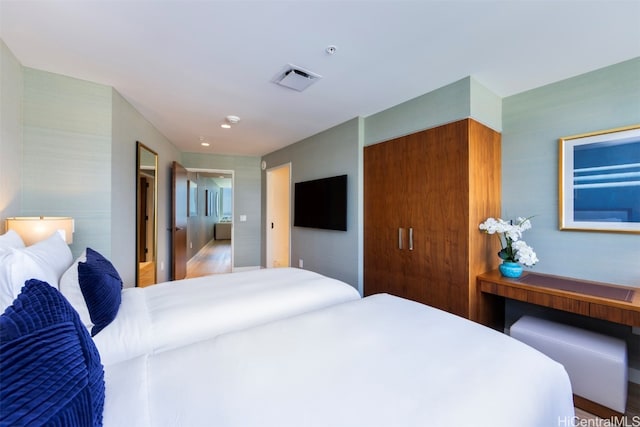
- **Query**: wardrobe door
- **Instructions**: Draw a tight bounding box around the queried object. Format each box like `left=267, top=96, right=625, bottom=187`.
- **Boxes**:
left=412, top=121, right=470, bottom=314
left=364, top=119, right=501, bottom=318
left=364, top=136, right=411, bottom=298
left=364, top=120, right=471, bottom=311
left=395, top=131, right=432, bottom=304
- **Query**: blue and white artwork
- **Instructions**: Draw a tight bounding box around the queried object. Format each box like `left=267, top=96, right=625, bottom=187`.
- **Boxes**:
left=560, top=126, right=640, bottom=233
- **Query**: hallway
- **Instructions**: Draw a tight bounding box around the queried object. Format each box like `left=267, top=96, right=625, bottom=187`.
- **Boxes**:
left=186, top=239, right=231, bottom=278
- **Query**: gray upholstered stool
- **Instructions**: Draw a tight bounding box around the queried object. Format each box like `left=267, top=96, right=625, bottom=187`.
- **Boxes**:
left=510, top=315, right=627, bottom=413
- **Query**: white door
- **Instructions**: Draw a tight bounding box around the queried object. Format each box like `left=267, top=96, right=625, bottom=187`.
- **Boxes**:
left=266, top=163, right=291, bottom=268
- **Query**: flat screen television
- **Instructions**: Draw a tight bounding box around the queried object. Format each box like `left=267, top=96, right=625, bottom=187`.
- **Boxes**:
left=294, top=174, right=347, bottom=231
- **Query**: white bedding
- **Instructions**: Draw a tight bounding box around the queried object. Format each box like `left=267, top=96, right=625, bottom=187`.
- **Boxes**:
left=93, top=268, right=360, bottom=365
left=103, top=293, right=574, bottom=427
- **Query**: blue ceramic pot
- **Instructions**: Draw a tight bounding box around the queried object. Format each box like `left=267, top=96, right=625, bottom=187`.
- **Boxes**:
left=499, top=261, right=523, bottom=278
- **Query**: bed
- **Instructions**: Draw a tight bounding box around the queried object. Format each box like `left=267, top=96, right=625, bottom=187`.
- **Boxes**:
left=93, top=267, right=361, bottom=365
left=0, top=231, right=575, bottom=426
left=0, top=232, right=360, bottom=366
left=103, top=293, right=575, bottom=427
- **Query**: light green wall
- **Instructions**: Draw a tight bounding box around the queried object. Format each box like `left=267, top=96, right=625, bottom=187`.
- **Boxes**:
left=181, top=153, right=261, bottom=268
left=502, top=58, right=640, bottom=381
left=264, top=78, right=498, bottom=291
left=0, top=40, right=23, bottom=230
left=271, top=60, right=638, bottom=292
left=261, top=117, right=362, bottom=290
left=111, top=90, right=182, bottom=285
left=364, top=76, right=502, bottom=146
left=359, top=62, right=638, bottom=287
left=2, top=49, right=183, bottom=286
left=502, top=57, right=640, bottom=286
left=22, top=68, right=112, bottom=262
left=470, top=77, right=502, bottom=132
left=364, top=77, right=470, bottom=146
left=1, top=40, right=255, bottom=282
left=3, top=36, right=637, bottom=291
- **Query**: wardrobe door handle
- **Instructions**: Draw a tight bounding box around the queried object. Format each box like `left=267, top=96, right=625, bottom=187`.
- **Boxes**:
left=398, top=228, right=404, bottom=250
left=409, top=228, right=414, bottom=251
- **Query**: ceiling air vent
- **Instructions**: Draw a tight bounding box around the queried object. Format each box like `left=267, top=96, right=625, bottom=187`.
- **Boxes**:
left=274, top=64, right=322, bottom=92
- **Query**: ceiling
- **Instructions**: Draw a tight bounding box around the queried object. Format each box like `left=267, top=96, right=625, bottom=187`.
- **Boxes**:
left=1, top=1, right=639, bottom=157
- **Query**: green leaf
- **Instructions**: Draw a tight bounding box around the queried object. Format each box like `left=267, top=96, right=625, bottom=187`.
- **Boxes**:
left=498, top=248, right=514, bottom=262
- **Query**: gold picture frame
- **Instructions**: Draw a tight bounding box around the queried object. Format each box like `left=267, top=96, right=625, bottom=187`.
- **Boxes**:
left=558, top=124, right=640, bottom=233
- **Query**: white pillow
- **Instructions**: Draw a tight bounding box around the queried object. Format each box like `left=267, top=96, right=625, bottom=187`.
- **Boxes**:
left=0, top=232, right=73, bottom=313
left=0, top=249, right=59, bottom=312
left=0, top=230, right=25, bottom=254
left=59, top=250, right=93, bottom=329
left=22, top=232, right=73, bottom=282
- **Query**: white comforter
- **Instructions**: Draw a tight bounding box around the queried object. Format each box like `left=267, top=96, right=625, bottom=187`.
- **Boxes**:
left=93, top=268, right=360, bottom=365
left=103, top=293, right=574, bottom=427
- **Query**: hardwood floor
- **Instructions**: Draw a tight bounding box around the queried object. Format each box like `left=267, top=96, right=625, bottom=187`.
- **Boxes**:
left=138, top=261, right=156, bottom=287
left=576, top=382, right=639, bottom=422
left=186, top=239, right=231, bottom=278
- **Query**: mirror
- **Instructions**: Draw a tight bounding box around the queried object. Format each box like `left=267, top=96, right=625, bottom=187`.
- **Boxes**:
left=136, top=141, right=158, bottom=287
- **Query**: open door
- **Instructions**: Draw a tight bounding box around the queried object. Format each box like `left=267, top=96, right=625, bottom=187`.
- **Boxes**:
left=172, top=161, right=188, bottom=280
left=266, top=163, right=291, bottom=268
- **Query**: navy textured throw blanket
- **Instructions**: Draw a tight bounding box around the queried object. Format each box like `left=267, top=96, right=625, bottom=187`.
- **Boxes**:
left=0, top=280, right=104, bottom=426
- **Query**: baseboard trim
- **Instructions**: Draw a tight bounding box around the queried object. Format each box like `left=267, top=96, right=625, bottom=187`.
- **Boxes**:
left=187, top=241, right=216, bottom=267
left=573, top=395, right=624, bottom=420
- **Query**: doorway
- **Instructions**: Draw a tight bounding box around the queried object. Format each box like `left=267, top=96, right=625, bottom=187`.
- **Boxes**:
left=173, top=167, right=234, bottom=278
left=171, top=162, right=188, bottom=280
left=266, top=163, right=291, bottom=268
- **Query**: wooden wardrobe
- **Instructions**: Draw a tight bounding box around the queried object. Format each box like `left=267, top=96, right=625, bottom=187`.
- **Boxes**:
left=363, top=118, right=501, bottom=320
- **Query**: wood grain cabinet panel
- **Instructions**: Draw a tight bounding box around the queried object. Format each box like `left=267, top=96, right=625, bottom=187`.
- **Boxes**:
left=477, top=270, right=640, bottom=328
left=364, top=119, right=501, bottom=319
left=590, top=304, right=640, bottom=325
left=527, top=293, right=590, bottom=315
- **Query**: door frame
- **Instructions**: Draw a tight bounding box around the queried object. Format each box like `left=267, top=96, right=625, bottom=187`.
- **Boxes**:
left=171, top=161, right=188, bottom=281
left=187, top=168, right=235, bottom=271
left=266, top=162, right=291, bottom=268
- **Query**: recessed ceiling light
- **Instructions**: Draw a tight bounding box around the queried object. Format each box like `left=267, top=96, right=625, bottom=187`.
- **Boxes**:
left=201, top=142, right=210, bottom=147
left=221, top=115, right=240, bottom=129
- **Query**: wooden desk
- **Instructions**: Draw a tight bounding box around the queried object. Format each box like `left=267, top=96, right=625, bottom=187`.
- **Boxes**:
left=477, top=270, right=640, bottom=419
left=476, top=270, right=640, bottom=329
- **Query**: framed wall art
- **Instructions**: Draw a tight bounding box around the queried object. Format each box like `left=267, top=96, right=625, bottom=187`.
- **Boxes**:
left=559, top=124, right=640, bottom=233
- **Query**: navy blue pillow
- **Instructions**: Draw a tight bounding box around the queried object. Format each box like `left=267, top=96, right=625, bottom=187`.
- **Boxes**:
left=0, top=279, right=105, bottom=426
left=78, top=248, right=123, bottom=336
